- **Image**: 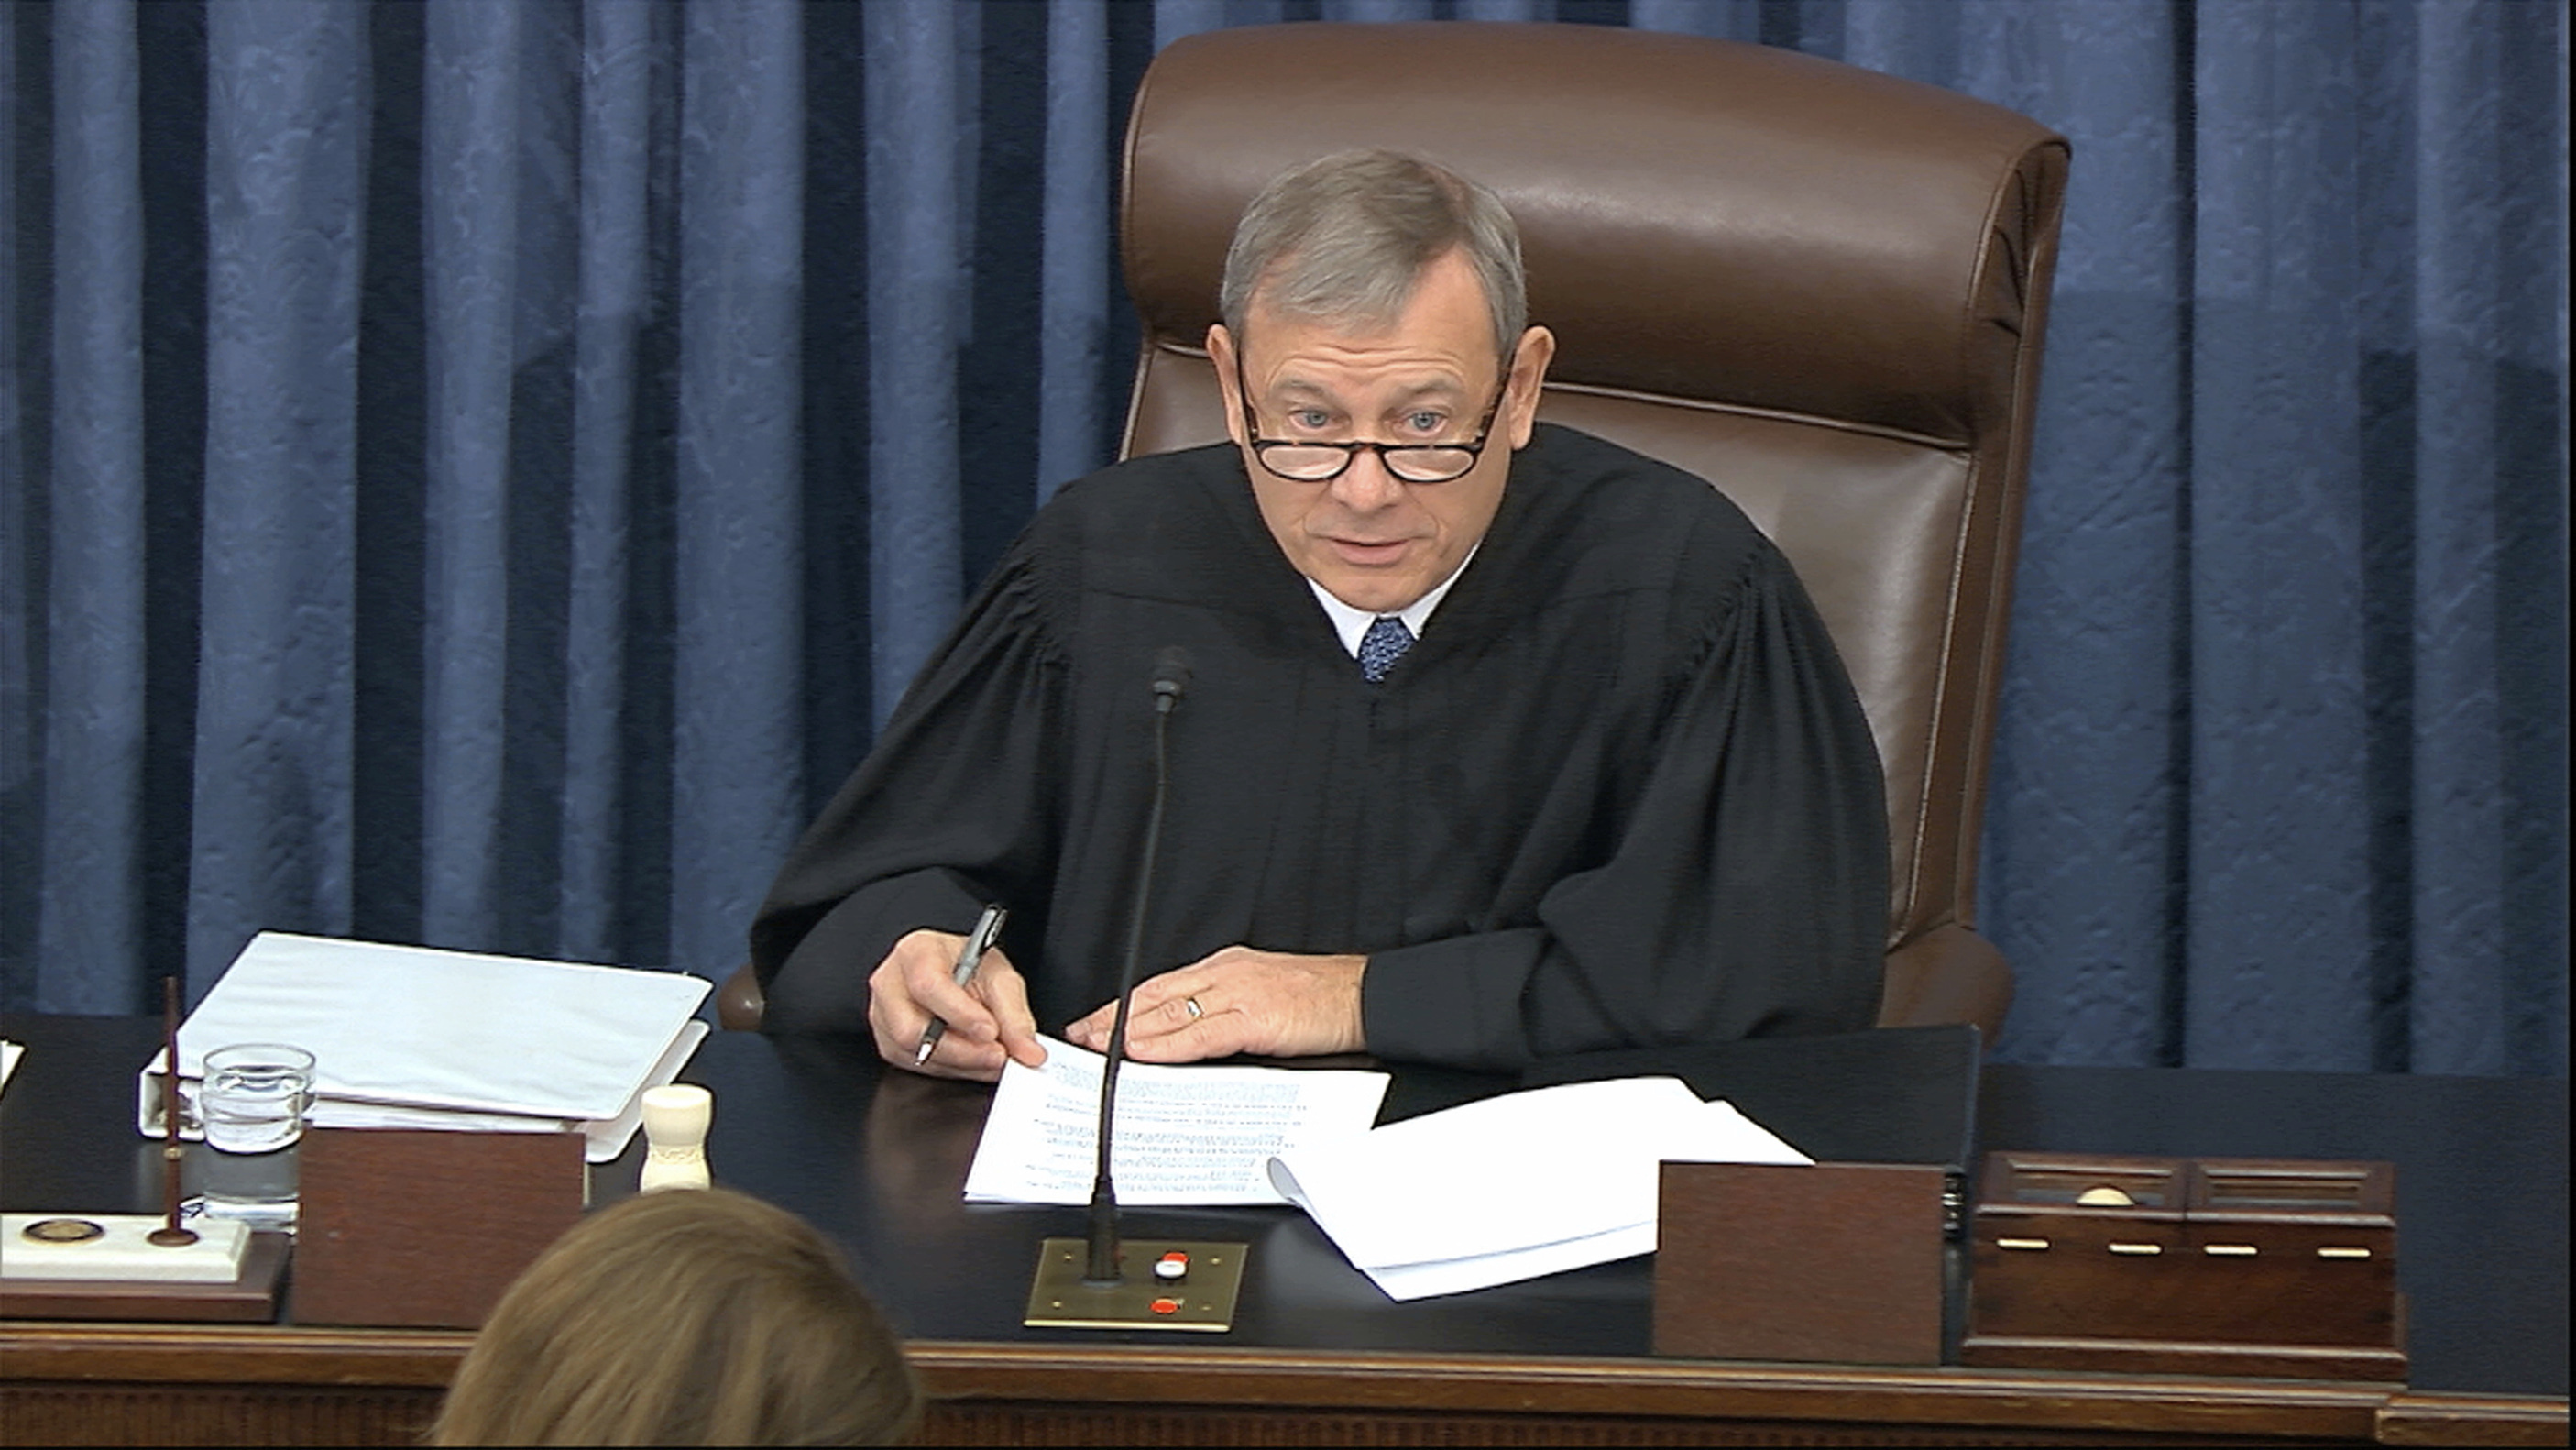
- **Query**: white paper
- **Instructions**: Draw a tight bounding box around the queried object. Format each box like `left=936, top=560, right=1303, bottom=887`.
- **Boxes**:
left=1266, top=1078, right=1812, bottom=1302
left=172, top=932, right=709, bottom=1120
left=962, top=1036, right=1390, bottom=1206
left=1364, top=1222, right=1657, bottom=1302
left=306, top=1098, right=574, bottom=1135
left=0, top=1039, right=20, bottom=1095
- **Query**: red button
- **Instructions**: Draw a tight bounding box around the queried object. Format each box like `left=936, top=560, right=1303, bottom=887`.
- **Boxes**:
left=1151, top=1297, right=1181, bottom=1315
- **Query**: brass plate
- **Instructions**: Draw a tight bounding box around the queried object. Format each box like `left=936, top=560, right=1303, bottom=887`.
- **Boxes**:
left=1024, top=1237, right=1245, bottom=1331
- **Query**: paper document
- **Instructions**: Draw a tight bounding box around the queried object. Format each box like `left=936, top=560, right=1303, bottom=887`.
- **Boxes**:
left=962, top=1036, right=1389, bottom=1205
left=0, top=1039, right=21, bottom=1095
left=1266, top=1075, right=1812, bottom=1301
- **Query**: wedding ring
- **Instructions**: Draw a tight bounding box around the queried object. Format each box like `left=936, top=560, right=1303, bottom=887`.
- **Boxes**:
left=1184, top=996, right=1204, bottom=1019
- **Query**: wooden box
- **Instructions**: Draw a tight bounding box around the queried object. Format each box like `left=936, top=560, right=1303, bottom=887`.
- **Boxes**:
left=1962, top=1151, right=2404, bottom=1380
left=292, top=1127, right=587, bottom=1329
left=1654, top=1160, right=1947, bottom=1366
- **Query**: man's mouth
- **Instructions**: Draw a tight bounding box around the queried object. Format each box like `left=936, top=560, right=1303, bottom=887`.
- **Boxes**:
left=1328, top=537, right=1412, bottom=566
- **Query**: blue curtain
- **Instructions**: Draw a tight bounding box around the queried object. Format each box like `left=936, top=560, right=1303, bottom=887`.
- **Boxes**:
left=2, top=0, right=2563, bottom=1077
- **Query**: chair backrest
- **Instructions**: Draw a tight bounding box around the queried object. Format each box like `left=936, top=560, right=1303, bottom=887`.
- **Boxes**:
left=1120, top=22, right=2069, bottom=958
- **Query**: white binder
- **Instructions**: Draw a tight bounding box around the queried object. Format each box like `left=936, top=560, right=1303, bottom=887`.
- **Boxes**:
left=138, top=931, right=711, bottom=1163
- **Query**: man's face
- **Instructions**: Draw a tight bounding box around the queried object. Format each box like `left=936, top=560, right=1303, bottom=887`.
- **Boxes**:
left=1211, top=249, right=1552, bottom=615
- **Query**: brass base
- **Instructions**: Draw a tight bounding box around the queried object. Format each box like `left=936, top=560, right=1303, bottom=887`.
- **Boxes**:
left=1024, top=1237, right=1246, bottom=1331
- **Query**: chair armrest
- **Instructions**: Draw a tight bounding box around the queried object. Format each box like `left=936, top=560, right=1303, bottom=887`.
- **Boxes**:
left=1876, top=922, right=2014, bottom=1043
left=717, top=961, right=767, bottom=1032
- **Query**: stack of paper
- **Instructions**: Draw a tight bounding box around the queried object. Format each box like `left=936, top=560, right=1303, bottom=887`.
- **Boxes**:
left=962, top=1036, right=1389, bottom=1204
left=1266, top=1076, right=1813, bottom=1301
left=136, top=932, right=710, bottom=1163
left=959, top=1040, right=1813, bottom=1302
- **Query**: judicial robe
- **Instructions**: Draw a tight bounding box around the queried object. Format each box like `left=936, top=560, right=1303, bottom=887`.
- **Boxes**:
left=751, top=424, right=1889, bottom=1071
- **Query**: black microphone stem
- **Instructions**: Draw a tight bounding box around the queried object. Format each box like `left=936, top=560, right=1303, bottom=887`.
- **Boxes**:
left=1085, top=683, right=1178, bottom=1286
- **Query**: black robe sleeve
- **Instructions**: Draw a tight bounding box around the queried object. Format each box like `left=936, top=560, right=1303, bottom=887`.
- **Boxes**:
left=1358, top=539, right=1888, bottom=1071
left=749, top=541, right=1067, bottom=1036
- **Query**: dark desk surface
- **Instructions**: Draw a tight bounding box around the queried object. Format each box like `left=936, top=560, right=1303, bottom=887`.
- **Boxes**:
left=3, top=1013, right=2564, bottom=1403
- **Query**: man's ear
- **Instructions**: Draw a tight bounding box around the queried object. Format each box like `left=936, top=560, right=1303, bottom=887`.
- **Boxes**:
left=1207, top=324, right=1248, bottom=449
left=1505, top=325, right=1557, bottom=451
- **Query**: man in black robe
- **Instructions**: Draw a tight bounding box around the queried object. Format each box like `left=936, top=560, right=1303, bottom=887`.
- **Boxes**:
left=751, top=150, right=1888, bottom=1078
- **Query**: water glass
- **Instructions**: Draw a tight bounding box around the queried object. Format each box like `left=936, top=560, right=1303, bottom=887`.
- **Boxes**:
left=196, top=1042, right=315, bottom=1227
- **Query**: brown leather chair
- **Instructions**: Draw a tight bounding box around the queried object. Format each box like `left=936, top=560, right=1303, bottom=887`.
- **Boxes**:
left=723, top=22, right=2069, bottom=1041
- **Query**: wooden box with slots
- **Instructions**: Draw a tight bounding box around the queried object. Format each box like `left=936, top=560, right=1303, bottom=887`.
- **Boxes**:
left=1962, top=1151, right=2405, bottom=1380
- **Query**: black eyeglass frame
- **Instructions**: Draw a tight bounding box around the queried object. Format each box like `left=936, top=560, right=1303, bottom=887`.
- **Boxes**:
left=1230, top=351, right=1513, bottom=485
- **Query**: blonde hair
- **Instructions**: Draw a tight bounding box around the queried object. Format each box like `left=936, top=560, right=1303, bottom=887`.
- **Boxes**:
left=432, top=1188, right=922, bottom=1446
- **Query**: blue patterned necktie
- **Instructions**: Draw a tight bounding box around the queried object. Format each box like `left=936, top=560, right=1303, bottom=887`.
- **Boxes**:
left=1358, top=615, right=1415, bottom=683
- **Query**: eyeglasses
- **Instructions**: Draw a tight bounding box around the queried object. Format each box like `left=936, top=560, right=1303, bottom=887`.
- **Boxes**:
left=1233, top=352, right=1507, bottom=484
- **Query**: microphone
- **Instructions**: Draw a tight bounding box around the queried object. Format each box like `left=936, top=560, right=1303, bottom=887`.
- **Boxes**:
left=1087, top=646, right=1189, bottom=1283
left=1025, top=645, right=1246, bottom=1330
left=1150, top=644, right=1192, bottom=712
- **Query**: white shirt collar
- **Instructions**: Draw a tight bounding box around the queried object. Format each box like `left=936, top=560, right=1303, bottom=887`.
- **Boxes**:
left=1305, top=544, right=1480, bottom=659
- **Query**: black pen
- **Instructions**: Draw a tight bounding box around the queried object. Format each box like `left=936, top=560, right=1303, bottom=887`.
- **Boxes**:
left=914, top=904, right=1008, bottom=1067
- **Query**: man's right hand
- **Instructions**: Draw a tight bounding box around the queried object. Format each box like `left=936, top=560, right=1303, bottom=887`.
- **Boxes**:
left=868, top=928, right=1047, bottom=1082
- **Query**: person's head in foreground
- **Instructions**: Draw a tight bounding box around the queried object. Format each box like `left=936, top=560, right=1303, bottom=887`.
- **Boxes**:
left=432, top=1187, right=921, bottom=1446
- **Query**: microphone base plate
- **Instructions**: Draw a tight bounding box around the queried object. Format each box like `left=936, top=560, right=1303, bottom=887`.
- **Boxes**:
left=1024, top=1236, right=1246, bottom=1331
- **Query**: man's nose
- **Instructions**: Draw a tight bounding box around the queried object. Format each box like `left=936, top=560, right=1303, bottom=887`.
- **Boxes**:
left=1328, top=448, right=1408, bottom=511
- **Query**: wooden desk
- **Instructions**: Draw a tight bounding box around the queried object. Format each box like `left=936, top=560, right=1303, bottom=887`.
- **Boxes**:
left=4, top=1016, right=2564, bottom=1446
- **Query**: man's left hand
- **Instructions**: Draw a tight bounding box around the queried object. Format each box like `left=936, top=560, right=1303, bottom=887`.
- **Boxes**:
left=1064, top=947, right=1365, bottom=1062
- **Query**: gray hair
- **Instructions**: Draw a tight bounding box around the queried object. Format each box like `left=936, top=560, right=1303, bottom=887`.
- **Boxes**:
left=1219, top=149, right=1527, bottom=360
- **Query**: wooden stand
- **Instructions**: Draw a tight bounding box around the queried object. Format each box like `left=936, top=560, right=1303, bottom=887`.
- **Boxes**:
left=1, top=1225, right=289, bottom=1324
left=1962, top=1151, right=2406, bottom=1380
left=1653, top=1160, right=1947, bottom=1366
left=292, top=1127, right=586, bottom=1329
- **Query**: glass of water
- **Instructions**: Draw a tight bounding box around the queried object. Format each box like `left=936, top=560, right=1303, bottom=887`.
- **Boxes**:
left=196, top=1042, right=315, bottom=1228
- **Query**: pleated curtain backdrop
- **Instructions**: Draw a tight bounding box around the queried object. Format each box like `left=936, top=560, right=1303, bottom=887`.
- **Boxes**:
left=0, top=0, right=2564, bottom=1077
